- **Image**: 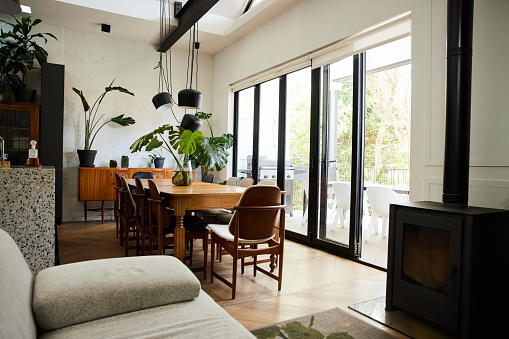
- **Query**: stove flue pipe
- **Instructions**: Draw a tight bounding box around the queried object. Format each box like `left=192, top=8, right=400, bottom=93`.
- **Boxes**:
left=442, top=0, right=474, bottom=208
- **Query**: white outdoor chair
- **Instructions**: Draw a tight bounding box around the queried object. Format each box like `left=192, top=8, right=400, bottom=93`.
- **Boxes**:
left=331, top=181, right=351, bottom=230
left=365, top=185, right=407, bottom=242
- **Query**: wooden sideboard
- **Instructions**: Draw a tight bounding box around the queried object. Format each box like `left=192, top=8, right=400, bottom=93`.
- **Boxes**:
left=78, top=167, right=174, bottom=222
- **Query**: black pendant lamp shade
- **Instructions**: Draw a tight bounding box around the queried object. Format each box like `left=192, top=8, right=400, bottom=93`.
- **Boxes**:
left=178, top=88, right=202, bottom=109
left=0, top=0, right=21, bottom=14
left=180, top=113, right=202, bottom=132
left=152, top=92, right=173, bottom=111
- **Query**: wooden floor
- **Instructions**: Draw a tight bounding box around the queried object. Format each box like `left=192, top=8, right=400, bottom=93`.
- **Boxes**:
left=57, top=221, right=408, bottom=338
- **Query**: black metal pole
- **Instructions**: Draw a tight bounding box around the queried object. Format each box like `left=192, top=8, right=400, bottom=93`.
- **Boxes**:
left=442, top=0, right=474, bottom=207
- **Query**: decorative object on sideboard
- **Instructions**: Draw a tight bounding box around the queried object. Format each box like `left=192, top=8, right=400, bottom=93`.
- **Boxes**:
left=109, top=160, right=117, bottom=168
left=148, top=148, right=165, bottom=168
left=121, top=155, right=129, bottom=168
left=73, top=79, right=135, bottom=167
left=0, top=15, right=57, bottom=104
left=25, top=139, right=41, bottom=167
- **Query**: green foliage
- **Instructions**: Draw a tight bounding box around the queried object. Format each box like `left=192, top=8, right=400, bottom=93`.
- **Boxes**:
left=73, top=79, right=135, bottom=150
left=0, top=15, right=57, bottom=104
left=130, top=125, right=204, bottom=172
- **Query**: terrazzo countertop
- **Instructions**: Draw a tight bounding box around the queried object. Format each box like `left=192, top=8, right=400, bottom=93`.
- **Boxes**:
left=0, top=167, right=55, bottom=274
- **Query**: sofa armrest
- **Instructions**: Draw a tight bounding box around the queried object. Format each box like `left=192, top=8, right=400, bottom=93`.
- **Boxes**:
left=33, top=255, right=200, bottom=331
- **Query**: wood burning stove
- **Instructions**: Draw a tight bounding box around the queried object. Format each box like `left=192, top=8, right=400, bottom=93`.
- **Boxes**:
left=386, top=0, right=509, bottom=337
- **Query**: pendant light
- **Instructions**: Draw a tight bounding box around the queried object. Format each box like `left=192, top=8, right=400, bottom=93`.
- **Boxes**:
left=0, top=0, right=21, bottom=14
left=152, top=0, right=173, bottom=111
left=178, top=22, right=202, bottom=109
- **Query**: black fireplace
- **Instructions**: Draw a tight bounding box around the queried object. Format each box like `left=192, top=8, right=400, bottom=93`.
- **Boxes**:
left=385, top=0, right=509, bottom=338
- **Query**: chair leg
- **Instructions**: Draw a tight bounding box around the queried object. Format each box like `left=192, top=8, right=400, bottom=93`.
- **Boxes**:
left=210, top=240, right=215, bottom=283
left=232, top=257, right=237, bottom=299
left=203, top=234, right=208, bottom=280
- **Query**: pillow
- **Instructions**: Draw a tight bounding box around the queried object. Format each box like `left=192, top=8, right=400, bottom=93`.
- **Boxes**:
left=33, top=255, right=200, bottom=331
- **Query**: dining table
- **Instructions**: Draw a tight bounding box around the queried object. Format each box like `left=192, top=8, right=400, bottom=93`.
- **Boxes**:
left=125, top=179, right=247, bottom=261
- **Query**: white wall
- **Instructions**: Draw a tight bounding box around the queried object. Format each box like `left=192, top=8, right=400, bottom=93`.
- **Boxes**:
left=211, top=0, right=509, bottom=210
left=35, top=24, right=214, bottom=221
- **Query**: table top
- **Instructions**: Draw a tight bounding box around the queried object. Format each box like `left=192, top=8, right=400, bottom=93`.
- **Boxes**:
left=125, top=179, right=247, bottom=196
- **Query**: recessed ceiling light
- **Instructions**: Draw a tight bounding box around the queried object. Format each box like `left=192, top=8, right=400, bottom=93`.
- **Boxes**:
left=21, top=5, right=31, bottom=13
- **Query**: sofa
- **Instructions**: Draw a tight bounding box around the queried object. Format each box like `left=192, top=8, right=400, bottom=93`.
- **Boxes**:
left=0, top=229, right=255, bottom=338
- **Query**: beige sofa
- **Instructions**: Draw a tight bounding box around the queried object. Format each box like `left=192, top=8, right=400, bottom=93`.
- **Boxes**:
left=0, top=229, right=254, bottom=338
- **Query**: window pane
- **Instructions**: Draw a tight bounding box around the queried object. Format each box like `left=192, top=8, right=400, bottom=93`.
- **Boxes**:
left=237, top=87, right=255, bottom=180
left=286, top=67, right=311, bottom=235
left=258, top=78, right=279, bottom=183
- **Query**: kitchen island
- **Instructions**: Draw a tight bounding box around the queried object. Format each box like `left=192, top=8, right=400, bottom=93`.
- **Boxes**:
left=0, top=166, right=55, bottom=274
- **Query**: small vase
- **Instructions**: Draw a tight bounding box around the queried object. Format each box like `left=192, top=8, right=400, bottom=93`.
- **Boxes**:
left=172, top=162, right=193, bottom=186
left=121, top=155, right=129, bottom=168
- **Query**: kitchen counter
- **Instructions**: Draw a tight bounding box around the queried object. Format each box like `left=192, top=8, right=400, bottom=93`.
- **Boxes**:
left=0, top=166, right=55, bottom=274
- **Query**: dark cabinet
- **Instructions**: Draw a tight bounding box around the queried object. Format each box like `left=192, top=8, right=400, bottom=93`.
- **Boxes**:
left=0, top=102, right=40, bottom=166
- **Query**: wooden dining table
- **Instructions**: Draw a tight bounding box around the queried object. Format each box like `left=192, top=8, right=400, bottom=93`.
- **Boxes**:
left=126, top=179, right=246, bottom=261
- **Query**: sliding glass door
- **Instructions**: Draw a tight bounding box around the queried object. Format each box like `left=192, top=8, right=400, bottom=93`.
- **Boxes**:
left=232, top=36, right=411, bottom=268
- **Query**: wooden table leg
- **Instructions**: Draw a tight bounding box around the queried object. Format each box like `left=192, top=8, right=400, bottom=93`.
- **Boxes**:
left=173, top=196, right=186, bottom=261
left=84, top=201, right=87, bottom=222
left=101, top=200, right=105, bottom=224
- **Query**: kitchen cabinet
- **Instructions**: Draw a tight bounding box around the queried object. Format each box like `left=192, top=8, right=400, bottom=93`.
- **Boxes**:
left=0, top=102, right=40, bottom=166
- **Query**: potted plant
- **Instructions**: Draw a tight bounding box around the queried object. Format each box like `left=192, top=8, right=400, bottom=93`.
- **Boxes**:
left=73, top=79, right=135, bottom=167
left=130, top=125, right=203, bottom=186
left=148, top=148, right=165, bottom=168
left=0, top=15, right=57, bottom=104
left=192, top=112, right=234, bottom=178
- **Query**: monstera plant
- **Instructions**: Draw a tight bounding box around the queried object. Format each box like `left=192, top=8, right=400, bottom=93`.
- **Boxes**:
left=130, top=112, right=232, bottom=184
left=130, top=125, right=204, bottom=185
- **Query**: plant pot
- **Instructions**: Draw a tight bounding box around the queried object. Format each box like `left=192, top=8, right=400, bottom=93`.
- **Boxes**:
left=77, top=149, right=97, bottom=167
left=154, top=157, right=165, bottom=168
left=14, top=88, right=37, bottom=103
left=172, top=162, right=193, bottom=186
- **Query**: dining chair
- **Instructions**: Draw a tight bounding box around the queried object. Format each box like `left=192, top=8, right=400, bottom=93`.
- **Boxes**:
left=146, top=180, right=209, bottom=278
left=131, top=171, right=155, bottom=196
left=198, top=176, right=239, bottom=223
left=365, top=185, right=407, bottom=242
left=133, top=176, right=151, bottom=255
left=119, top=176, right=138, bottom=256
left=238, top=177, right=254, bottom=187
left=208, top=185, right=286, bottom=299
left=257, top=179, right=277, bottom=186
left=202, top=174, right=214, bottom=183
left=114, top=173, right=123, bottom=241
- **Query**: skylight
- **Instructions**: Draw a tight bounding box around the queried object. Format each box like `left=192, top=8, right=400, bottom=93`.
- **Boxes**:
left=243, top=0, right=264, bottom=14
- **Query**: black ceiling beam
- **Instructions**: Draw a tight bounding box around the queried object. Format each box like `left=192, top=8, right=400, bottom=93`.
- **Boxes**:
left=158, top=0, right=219, bottom=52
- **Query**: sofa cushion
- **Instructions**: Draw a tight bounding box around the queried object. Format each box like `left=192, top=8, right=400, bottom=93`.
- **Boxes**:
left=33, top=255, right=200, bottom=331
left=0, top=229, right=37, bottom=339
left=39, top=291, right=255, bottom=339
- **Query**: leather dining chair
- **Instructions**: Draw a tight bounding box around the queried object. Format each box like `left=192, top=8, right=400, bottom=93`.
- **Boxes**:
left=202, top=174, right=214, bottom=183
left=208, top=185, right=286, bottom=299
left=146, top=180, right=209, bottom=278
left=119, top=176, right=138, bottom=256
left=114, top=173, right=123, bottom=241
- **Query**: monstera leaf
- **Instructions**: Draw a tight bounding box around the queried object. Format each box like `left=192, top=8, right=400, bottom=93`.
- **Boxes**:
left=193, top=133, right=234, bottom=172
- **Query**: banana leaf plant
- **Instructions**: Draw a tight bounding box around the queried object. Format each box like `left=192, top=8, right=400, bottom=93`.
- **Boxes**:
left=73, top=79, right=135, bottom=150
left=130, top=124, right=204, bottom=173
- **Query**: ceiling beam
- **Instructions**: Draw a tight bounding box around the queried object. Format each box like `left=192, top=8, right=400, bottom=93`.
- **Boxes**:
left=158, top=0, right=219, bottom=52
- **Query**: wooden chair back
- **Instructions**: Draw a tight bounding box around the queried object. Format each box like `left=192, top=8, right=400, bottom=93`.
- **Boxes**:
left=147, top=179, right=171, bottom=228
left=228, top=185, right=283, bottom=241
left=120, top=176, right=136, bottom=216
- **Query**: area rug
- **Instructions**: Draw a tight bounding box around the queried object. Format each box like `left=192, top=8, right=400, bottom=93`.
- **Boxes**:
left=250, top=307, right=398, bottom=339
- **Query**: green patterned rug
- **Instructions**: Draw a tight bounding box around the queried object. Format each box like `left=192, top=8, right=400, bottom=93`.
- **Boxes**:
left=250, top=307, right=398, bottom=339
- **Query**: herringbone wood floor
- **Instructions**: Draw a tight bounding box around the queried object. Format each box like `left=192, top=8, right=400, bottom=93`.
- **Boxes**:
left=57, top=221, right=407, bottom=337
